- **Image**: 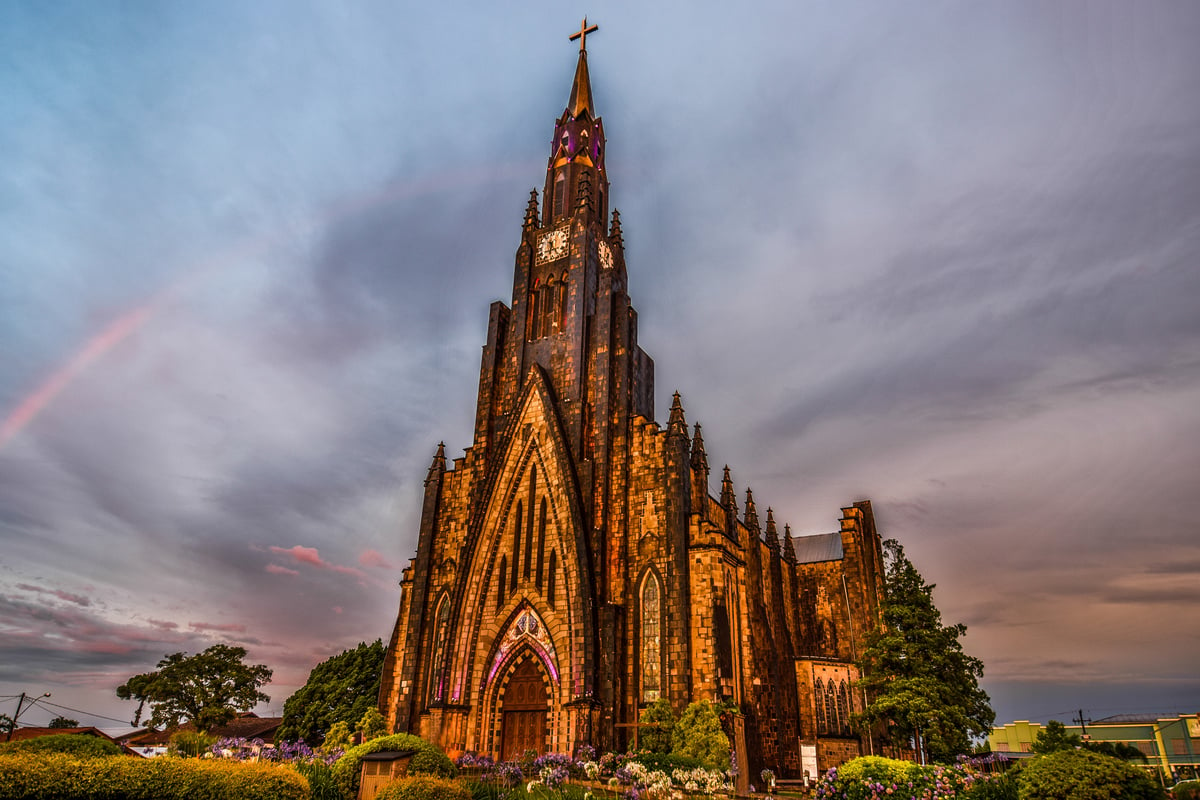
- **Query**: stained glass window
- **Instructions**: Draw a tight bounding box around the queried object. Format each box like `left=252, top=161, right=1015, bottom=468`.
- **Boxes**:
left=641, top=574, right=661, bottom=701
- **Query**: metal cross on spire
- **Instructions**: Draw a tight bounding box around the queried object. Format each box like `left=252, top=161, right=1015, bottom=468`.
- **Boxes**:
left=569, top=17, right=598, bottom=52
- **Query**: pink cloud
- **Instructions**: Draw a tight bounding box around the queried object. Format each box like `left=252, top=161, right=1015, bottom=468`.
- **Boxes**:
left=17, top=583, right=92, bottom=606
left=266, top=563, right=300, bottom=576
left=270, top=545, right=325, bottom=567
left=189, top=621, right=247, bottom=633
left=359, top=549, right=395, bottom=569
left=268, top=545, right=367, bottom=580
left=332, top=606, right=344, bottom=615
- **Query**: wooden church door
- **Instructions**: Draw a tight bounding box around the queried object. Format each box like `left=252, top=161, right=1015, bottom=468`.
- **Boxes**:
left=501, top=657, right=548, bottom=759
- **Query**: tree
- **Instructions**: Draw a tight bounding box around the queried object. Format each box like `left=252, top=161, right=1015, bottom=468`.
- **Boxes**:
left=47, top=716, right=79, bottom=729
left=116, top=644, right=272, bottom=733
left=638, top=697, right=677, bottom=753
left=1032, top=720, right=1081, bottom=753
left=855, top=539, right=994, bottom=762
left=0, top=714, right=15, bottom=735
left=356, top=708, right=388, bottom=742
left=671, top=700, right=731, bottom=770
left=277, top=640, right=385, bottom=744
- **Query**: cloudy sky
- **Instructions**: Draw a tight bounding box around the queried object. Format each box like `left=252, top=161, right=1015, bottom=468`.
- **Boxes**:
left=2, top=2, right=1197, bottom=734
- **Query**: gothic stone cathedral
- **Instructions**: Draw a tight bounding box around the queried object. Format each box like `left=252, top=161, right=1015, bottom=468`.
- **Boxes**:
left=378, top=26, right=886, bottom=777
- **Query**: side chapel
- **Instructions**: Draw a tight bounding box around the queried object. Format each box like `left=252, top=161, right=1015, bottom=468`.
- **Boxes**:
left=378, top=22, right=886, bottom=777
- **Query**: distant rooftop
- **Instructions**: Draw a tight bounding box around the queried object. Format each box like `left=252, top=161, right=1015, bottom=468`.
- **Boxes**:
left=1093, top=713, right=1194, bottom=724
left=790, top=531, right=843, bottom=563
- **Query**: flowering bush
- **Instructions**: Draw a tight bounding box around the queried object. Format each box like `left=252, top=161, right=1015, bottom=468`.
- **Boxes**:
left=209, top=736, right=344, bottom=766
left=814, top=756, right=1005, bottom=800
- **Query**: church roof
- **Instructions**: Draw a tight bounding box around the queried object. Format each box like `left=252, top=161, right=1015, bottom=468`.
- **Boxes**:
left=566, top=49, right=595, bottom=119
left=789, top=531, right=843, bottom=564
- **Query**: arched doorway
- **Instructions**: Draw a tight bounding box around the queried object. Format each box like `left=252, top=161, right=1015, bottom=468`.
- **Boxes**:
left=500, top=656, right=548, bottom=759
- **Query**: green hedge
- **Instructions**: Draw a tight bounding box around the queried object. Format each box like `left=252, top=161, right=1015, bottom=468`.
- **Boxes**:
left=332, top=733, right=455, bottom=800
left=628, top=752, right=706, bottom=772
left=0, top=752, right=308, bottom=800
left=0, top=734, right=121, bottom=758
left=375, top=776, right=473, bottom=800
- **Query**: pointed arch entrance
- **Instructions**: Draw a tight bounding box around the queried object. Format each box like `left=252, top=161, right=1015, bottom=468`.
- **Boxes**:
left=500, top=656, right=549, bottom=759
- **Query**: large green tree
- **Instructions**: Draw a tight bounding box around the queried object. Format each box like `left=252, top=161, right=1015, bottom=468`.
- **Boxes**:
left=277, top=640, right=385, bottom=744
left=116, top=644, right=272, bottom=733
left=855, top=539, right=994, bottom=762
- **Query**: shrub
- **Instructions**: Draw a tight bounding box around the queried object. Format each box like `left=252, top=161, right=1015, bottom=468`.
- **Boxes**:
left=831, top=756, right=928, bottom=787
left=628, top=752, right=706, bottom=772
left=0, top=734, right=121, bottom=757
left=296, top=760, right=342, bottom=800
left=1020, top=749, right=1165, bottom=800
left=1173, top=780, right=1200, bottom=800
left=962, top=767, right=1019, bottom=800
left=332, top=733, right=456, bottom=800
left=376, top=775, right=473, bottom=800
left=670, top=701, right=731, bottom=771
left=0, top=752, right=308, bottom=800
left=639, top=698, right=677, bottom=754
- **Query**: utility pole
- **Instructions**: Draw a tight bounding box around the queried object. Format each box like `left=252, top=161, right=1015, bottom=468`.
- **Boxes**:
left=5, top=692, right=51, bottom=742
left=1073, top=709, right=1091, bottom=742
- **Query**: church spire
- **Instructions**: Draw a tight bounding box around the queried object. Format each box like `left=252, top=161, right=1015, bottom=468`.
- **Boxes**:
left=783, top=524, right=797, bottom=564
left=566, top=18, right=598, bottom=119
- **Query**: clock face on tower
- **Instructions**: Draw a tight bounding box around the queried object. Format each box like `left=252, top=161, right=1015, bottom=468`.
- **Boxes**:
left=598, top=239, right=613, bottom=270
left=536, top=227, right=569, bottom=264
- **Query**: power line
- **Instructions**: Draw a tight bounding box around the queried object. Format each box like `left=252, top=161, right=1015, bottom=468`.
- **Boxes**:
left=28, top=698, right=134, bottom=727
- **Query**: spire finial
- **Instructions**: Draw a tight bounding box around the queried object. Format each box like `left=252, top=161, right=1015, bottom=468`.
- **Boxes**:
left=744, top=488, right=759, bottom=530
left=425, top=441, right=447, bottom=484
left=720, top=465, right=736, bottom=512
left=691, top=423, right=708, bottom=473
left=783, top=524, right=797, bottom=563
left=610, top=210, right=623, bottom=251
left=524, top=189, right=540, bottom=230
left=668, top=391, right=687, bottom=438
left=765, top=507, right=781, bottom=552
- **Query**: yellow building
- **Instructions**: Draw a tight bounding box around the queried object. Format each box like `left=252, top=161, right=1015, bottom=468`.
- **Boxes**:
left=989, top=714, right=1200, bottom=783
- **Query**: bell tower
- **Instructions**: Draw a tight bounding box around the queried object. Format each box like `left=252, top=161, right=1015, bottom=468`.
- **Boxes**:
left=472, top=18, right=651, bottom=471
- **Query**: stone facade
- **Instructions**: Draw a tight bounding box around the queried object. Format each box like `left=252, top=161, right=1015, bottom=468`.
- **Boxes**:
left=378, top=39, right=885, bottom=777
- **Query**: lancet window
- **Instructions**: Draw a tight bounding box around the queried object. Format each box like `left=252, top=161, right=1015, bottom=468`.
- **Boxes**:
left=511, top=500, right=523, bottom=592
left=535, top=498, right=547, bottom=589
left=547, top=550, right=557, bottom=607
left=837, top=681, right=851, bottom=735
left=426, top=594, right=450, bottom=705
left=552, top=172, right=567, bottom=220
left=640, top=573, right=662, bottom=701
left=496, top=556, right=506, bottom=610
left=814, top=678, right=828, bottom=733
